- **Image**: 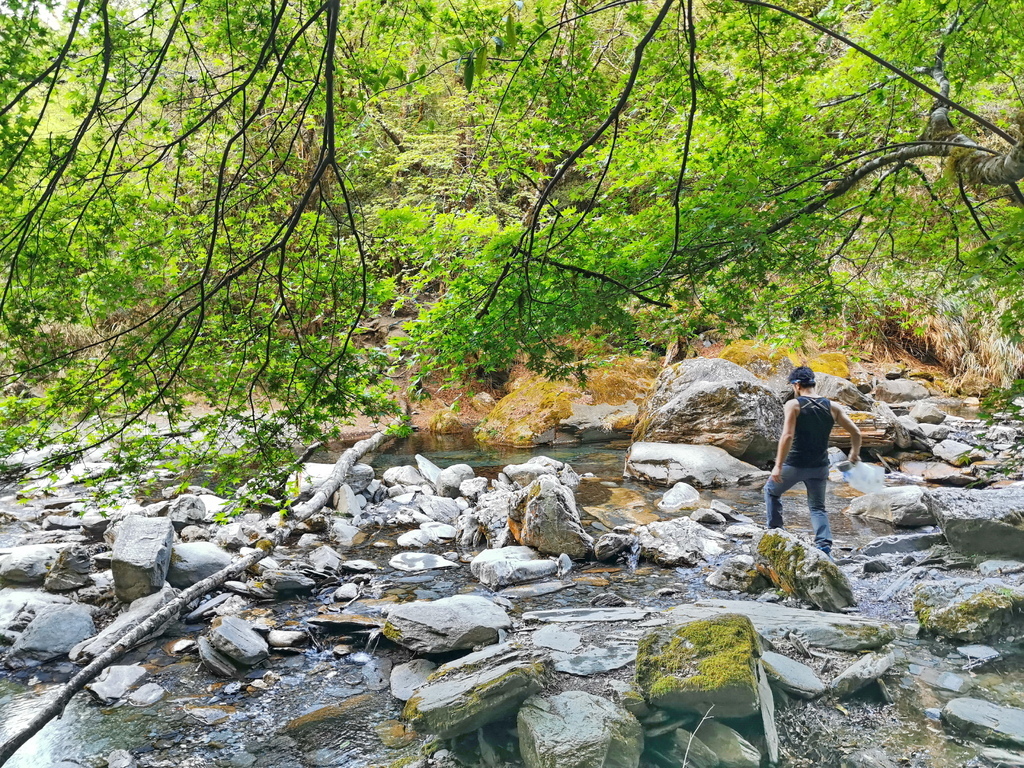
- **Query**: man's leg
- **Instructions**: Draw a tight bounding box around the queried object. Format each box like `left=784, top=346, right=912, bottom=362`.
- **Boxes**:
left=804, top=465, right=832, bottom=552
left=764, top=465, right=801, bottom=529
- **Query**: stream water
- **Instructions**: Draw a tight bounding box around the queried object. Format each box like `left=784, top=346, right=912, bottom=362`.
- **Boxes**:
left=2, top=432, right=1023, bottom=768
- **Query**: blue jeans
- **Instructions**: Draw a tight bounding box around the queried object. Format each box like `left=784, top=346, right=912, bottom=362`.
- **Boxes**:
left=764, top=464, right=831, bottom=549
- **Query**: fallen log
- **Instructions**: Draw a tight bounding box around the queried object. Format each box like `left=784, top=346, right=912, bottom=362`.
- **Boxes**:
left=0, top=427, right=393, bottom=766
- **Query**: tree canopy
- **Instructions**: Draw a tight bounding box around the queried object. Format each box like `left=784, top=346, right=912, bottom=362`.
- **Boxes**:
left=1, top=0, right=1022, bottom=488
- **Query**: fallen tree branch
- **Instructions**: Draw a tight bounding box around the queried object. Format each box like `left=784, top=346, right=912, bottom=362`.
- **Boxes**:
left=0, top=426, right=394, bottom=766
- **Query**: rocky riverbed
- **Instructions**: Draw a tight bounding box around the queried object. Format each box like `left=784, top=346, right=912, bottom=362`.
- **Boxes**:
left=2, top=357, right=1024, bottom=768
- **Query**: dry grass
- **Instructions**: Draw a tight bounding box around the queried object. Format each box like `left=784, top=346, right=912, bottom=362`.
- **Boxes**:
left=848, top=298, right=1024, bottom=392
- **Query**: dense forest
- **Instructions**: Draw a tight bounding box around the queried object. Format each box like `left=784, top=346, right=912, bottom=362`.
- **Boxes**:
left=1, top=0, right=1023, bottom=488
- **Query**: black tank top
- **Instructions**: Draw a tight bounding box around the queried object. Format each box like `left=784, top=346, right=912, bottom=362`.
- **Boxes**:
left=786, top=396, right=834, bottom=468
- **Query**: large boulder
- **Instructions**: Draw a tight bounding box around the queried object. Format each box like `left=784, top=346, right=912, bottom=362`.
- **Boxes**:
left=6, top=603, right=95, bottom=665
left=112, top=516, right=175, bottom=602
left=624, top=443, right=769, bottom=488
left=403, top=642, right=549, bottom=737
left=517, top=691, right=644, bottom=768
left=931, top=487, right=1024, bottom=559
left=635, top=614, right=761, bottom=718
left=383, top=595, right=511, bottom=653
left=942, top=698, right=1024, bottom=748
left=632, top=358, right=783, bottom=464
left=874, top=379, right=930, bottom=403
left=814, top=372, right=874, bottom=411
left=753, top=530, right=855, bottom=612
left=475, top=358, right=660, bottom=446
left=635, top=517, right=729, bottom=567
left=913, top=578, right=1024, bottom=641
left=845, top=486, right=936, bottom=527
left=510, top=475, right=593, bottom=559
left=167, top=542, right=233, bottom=588
left=910, top=401, right=948, bottom=424
left=470, top=547, right=558, bottom=590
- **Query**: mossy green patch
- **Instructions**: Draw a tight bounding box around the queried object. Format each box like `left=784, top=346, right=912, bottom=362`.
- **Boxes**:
left=914, top=586, right=1024, bottom=641
left=635, top=614, right=760, bottom=717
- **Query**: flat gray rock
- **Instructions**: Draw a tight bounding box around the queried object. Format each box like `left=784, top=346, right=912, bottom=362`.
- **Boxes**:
left=931, top=488, right=1024, bottom=559
left=7, top=602, right=95, bottom=665
left=524, top=607, right=653, bottom=623
left=664, top=599, right=896, bottom=651
left=112, top=516, right=174, bottom=602
left=761, top=651, right=826, bottom=699
left=625, top=442, right=769, bottom=488
left=0, top=545, right=61, bottom=585
left=501, top=580, right=574, bottom=598
left=390, top=658, right=436, bottom=701
left=845, top=487, right=936, bottom=527
left=942, top=697, right=1024, bottom=748
left=551, top=643, right=637, bottom=676
left=128, top=682, right=167, bottom=707
left=198, top=635, right=238, bottom=677
left=209, top=616, right=269, bottom=667
left=384, top=595, right=510, bottom=653
left=531, top=625, right=581, bottom=653
left=86, top=664, right=148, bottom=704
left=693, top=721, right=761, bottom=768
left=861, top=532, right=944, bottom=557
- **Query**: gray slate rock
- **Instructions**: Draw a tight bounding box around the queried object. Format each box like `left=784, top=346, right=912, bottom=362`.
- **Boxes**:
left=86, top=664, right=148, bottom=704
left=594, top=533, right=634, bottom=562
left=517, top=691, right=644, bottom=768
left=198, top=635, right=238, bottom=677
left=70, top=584, right=178, bottom=662
left=167, top=495, right=208, bottom=530
left=112, top=516, right=175, bottom=602
left=390, top=658, right=437, bottom=701
left=44, top=544, right=93, bottom=592
left=209, top=616, right=269, bottom=667
left=693, top=721, right=760, bottom=768
left=846, top=487, right=936, bottom=527
left=7, top=602, right=95, bottom=664
left=470, top=546, right=557, bottom=589
left=435, top=464, right=475, bottom=498
left=874, top=379, right=929, bottom=403
left=932, top=487, right=1024, bottom=559
left=167, top=542, right=232, bottom=588
left=761, top=650, right=826, bottom=699
left=861, top=532, right=945, bottom=556
left=0, top=545, right=61, bottom=585
left=942, top=697, right=1024, bottom=748
left=384, top=595, right=510, bottom=653
left=831, top=650, right=895, bottom=697
left=909, top=401, right=947, bottom=424
left=403, top=642, right=549, bottom=738
left=510, top=475, right=593, bottom=559
left=624, top=442, right=769, bottom=488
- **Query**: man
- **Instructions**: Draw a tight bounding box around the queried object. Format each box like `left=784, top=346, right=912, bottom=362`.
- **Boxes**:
left=765, top=366, right=862, bottom=557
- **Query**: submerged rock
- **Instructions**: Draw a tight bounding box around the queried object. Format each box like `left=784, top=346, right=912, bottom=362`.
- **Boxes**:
left=510, top=475, right=593, bottom=559
left=402, top=642, right=549, bottom=737
left=383, top=595, right=511, bottom=653
left=517, top=691, right=644, bottom=768
left=635, top=614, right=761, bottom=718
left=111, top=516, right=175, bottom=602
left=635, top=517, right=728, bottom=567
left=632, top=358, right=784, bottom=464
left=86, top=664, right=148, bottom=704
left=913, top=578, right=1024, bottom=641
left=624, top=443, right=769, bottom=488
left=942, top=697, right=1024, bottom=748
left=753, top=529, right=855, bottom=612
left=845, top=487, right=936, bottom=527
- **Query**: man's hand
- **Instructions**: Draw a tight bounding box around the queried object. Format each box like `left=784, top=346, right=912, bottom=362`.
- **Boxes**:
left=770, top=464, right=783, bottom=484
left=848, top=452, right=860, bottom=464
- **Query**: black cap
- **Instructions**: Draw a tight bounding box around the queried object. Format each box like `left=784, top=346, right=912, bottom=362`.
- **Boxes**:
left=788, top=366, right=816, bottom=385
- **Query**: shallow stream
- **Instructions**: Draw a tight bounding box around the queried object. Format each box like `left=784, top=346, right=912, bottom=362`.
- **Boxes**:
left=1, top=432, right=1022, bottom=768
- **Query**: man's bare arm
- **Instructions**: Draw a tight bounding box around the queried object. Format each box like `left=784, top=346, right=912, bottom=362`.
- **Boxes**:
left=832, top=405, right=862, bottom=463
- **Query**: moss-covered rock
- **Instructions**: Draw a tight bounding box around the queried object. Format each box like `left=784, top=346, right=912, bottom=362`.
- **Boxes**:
left=913, top=578, right=1024, bottom=641
left=426, top=408, right=462, bottom=434
left=719, top=341, right=798, bottom=379
left=753, top=529, right=856, bottom=612
left=808, top=352, right=851, bottom=379
left=475, top=357, right=660, bottom=446
left=634, top=614, right=761, bottom=718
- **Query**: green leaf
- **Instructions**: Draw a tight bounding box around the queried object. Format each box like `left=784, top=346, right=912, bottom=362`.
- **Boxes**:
left=463, top=54, right=475, bottom=92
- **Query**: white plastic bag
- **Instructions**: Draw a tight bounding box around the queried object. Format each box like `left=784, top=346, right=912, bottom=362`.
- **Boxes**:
left=841, top=461, right=886, bottom=494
